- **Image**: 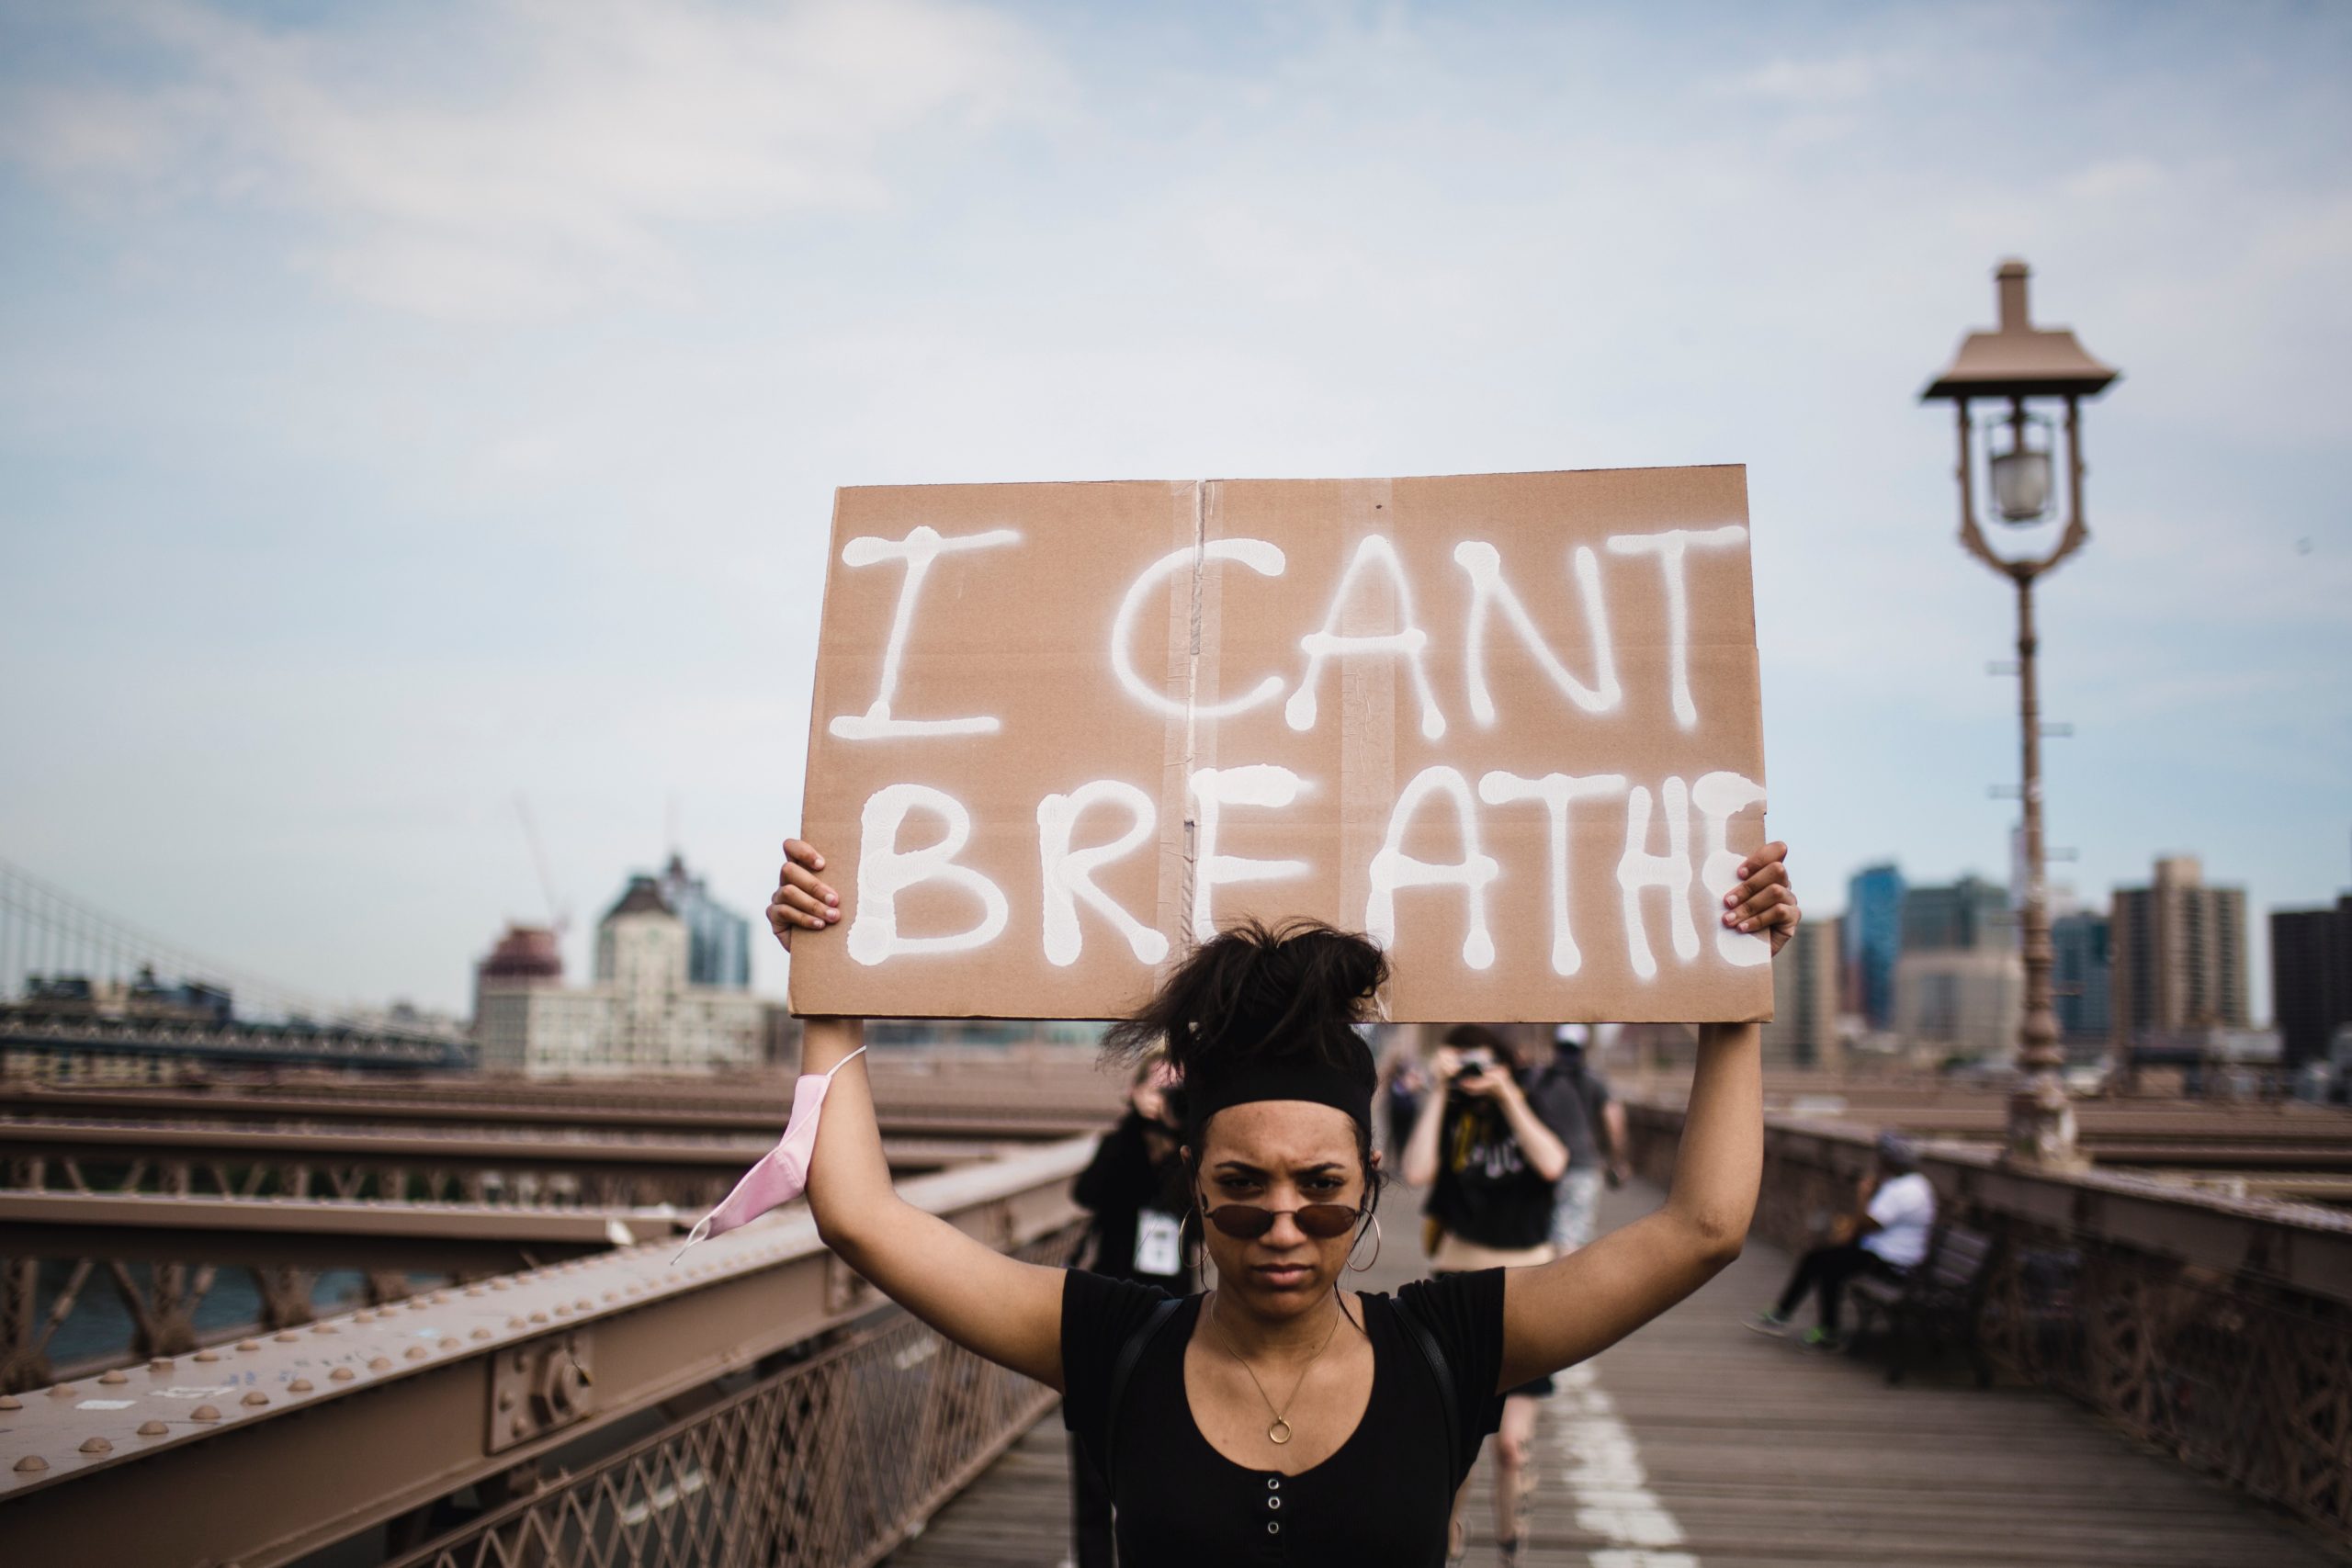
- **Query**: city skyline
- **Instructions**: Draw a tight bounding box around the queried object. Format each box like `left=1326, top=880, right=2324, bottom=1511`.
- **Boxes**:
left=1, top=1, right=2346, bottom=1016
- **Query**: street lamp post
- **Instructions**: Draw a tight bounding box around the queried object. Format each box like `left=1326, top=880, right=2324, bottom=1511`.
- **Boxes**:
left=1921, top=259, right=2120, bottom=1169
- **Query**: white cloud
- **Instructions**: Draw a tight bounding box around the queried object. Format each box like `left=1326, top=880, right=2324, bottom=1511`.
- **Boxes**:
left=1724, top=52, right=1890, bottom=105
left=5, top=0, right=1063, bottom=319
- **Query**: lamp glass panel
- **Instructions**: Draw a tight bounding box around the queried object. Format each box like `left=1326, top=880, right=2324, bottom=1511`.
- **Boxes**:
left=1990, top=447, right=2052, bottom=523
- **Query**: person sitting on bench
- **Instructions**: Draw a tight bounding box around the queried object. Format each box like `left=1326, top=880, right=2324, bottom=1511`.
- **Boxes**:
left=1746, top=1132, right=1934, bottom=1350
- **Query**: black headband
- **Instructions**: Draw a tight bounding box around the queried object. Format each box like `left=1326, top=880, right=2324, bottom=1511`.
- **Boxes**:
left=1184, top=1032, right=1376, bottom=1137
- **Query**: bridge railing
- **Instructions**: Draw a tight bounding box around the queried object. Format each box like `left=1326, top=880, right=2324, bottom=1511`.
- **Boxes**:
left=1625, top=1100, right=2352, bottom=1548
left=387, top=1236, right=1072, bottom=1568
left=0, top=1134, right=1092, bottom=1568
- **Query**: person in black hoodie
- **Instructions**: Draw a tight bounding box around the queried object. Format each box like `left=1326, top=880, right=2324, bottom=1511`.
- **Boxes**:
left=1066, top=1048, right=1192, bottom=1564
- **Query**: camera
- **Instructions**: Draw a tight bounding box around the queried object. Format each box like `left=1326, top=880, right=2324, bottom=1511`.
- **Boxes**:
left=1453, top=1046, right=1496, bottom=1076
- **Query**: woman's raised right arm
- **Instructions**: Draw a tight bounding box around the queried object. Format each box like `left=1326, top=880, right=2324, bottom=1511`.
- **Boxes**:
left=772, top=841, right=1069, bottom=1390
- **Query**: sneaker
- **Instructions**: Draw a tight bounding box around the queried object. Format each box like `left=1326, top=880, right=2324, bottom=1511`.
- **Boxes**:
left=1744, top=1309, right=1791, bottom=1337
left=1497, top=1540, right=1522, bottom=1567
left=1800, top=1326, right=1844, bottom=1352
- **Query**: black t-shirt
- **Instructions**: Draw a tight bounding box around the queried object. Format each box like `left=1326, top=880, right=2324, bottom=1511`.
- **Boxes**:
left=1060, top=1269, right=1506, bottom=1567
left=1422, top=1070, right=1587, bottom=1249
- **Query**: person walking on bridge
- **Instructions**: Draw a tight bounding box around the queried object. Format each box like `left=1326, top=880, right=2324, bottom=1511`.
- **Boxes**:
left=765, top=834, right=1798, bottom=1568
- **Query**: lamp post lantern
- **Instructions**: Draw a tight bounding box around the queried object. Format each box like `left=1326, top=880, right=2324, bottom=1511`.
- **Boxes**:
left=1920, top=258, right=2120, bottom=1168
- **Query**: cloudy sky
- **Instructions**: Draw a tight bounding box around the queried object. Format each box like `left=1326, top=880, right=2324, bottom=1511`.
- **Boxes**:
left=2, top=0, right=2345, bottom=1019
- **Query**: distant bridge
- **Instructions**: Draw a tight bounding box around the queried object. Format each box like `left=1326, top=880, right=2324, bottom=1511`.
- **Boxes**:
left=0, top=859, right=467, bottom=1076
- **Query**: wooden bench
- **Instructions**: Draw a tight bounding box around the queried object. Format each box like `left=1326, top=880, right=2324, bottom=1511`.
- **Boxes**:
left=1850, top=1223, right=1996, bottom=1387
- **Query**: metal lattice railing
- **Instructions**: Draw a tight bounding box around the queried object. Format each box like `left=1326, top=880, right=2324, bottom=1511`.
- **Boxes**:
left=1626, top=1106, right=2352, bottom=1547
left=386, top=1226, right=1081, bottom=1568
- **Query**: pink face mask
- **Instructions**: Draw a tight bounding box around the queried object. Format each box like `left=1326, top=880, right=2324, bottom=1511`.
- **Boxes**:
left=673, top=1045, right=866, bottom=1262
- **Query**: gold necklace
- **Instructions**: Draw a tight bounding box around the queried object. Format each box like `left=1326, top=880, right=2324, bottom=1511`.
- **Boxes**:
left=1208, top=1289, right=1346, bottom=1447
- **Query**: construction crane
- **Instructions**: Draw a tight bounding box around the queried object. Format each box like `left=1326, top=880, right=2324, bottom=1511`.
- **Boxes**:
left=513, top=796, right=573, bottom=941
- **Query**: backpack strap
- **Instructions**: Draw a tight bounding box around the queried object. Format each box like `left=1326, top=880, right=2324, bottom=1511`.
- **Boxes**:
left=1102, top=1294, right=1185, bottom=1493
left=1391, top=1292, right=1463, bottom=1489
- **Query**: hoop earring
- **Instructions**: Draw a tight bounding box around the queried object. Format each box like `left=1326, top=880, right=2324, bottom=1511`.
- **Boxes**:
left=1347, top=1214, right=1383, bottom=1273
left=1185, top=1203, right=1216, bottom=1292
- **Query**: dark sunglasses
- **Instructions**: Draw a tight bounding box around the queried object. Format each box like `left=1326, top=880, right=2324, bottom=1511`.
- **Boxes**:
left=1201, top=1201, right=1364, bottom=1241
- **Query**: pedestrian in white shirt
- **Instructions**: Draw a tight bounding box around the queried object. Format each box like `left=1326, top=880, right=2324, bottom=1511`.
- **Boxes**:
left=1746, top=1133, right=1935, bottom=1350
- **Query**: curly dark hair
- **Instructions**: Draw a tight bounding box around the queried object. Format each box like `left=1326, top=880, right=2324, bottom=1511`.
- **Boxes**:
left=1103, top=918, right=1389, bottom=1210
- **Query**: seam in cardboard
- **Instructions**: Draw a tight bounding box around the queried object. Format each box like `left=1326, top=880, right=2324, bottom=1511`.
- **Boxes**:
left=1174, top=480, right=1207, bottom=951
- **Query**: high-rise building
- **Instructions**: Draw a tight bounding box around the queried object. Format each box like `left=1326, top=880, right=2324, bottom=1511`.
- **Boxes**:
left=1894, top=947, right=2023, bottom=1060
left=657, top=854, right=752, bottom=989
left=474, top=868, right=769, bottom=1077
left=1762, top=914, right=1841, bottom=1069
left=1901, top=875, right=2010, bottom=954
left=2272, top=895, right=2352, bottom=1067
left=2110, top=856, right=2250, bottom=1047
left=2051, top=910, right=2111, bottom=1045
left=1893, top=874, right=2018, bottom=1061
left=1843, top=864, right=1904, bottom=1029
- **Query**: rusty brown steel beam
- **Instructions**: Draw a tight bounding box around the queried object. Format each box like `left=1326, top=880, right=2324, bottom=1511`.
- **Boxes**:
left=0, top=1084, right=1111, bottom=1143
left=0, top=1118, right=1007, bottom=1175
left=0, top=1134, right=1092, bottom=1568
left=0, top=1191, right=675, bottom=1274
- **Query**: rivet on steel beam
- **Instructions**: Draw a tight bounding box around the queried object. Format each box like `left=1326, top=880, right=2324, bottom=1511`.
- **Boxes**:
left=574, top=1299, right=591, bottom=1311
left=464, top=1287, right=485, bottom=1297
left=407, top=1300, right=427, bottom=1312
left=311, top=1324, right=337, bottom=1335
left=273, top=1332, right=300, bottom=1343
left=193, top=1351, right=220, bottom=1363
left=529, top=1312, right=548, bottom=1325
left=471, top=1328, right=492, bottom=1340
left=243, top=1391, right=269, bottom=1406
left=330, top=1368, right=356, bottom=1382
left=190, top=1405, right=221, bottom=1422
left=368, top=1358, right=391, bottom=1372
left=98, top=1370, right=128, bottom=1385
left=235, top=1340, right=260, bottom=1352
left=14, top=1455, right=47, bottom=1472
left=137, top=1420, right=168, bottom=1437
left=490, top=1280, right=510, bottom=1292
left=437, top=1337, right=459, bottom=1350
left=148, top=1359, right=174, bottom=1373
left=288, top=1378, right=313, bottom=1393
left=80, top=1437, right=112, bottom=1455
left=405, top=1347, right=428, bottom=1360
left=0, top=1396, right=18, bottom=1410
left=47, top=1384, right=79, bottom=1399
left=506, top=1317, right=526, bottom=1330
left=553, top=1305, right=571, bottom=1318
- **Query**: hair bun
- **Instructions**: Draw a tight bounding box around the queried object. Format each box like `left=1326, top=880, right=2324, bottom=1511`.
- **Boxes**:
left=1102, top=919, right=1386, bottom=1087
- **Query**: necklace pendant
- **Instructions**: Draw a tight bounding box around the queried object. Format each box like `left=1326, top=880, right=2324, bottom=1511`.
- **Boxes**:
left=1267, top=1418, right=1293, bottom=1446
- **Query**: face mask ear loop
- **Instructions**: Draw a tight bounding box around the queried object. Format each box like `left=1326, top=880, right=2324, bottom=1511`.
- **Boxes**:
left=670, top=1215, right=713, bottom=1267
left=673, top=1046, right=867, bottom=1267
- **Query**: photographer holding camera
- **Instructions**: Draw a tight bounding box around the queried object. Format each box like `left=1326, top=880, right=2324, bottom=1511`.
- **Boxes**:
left=1401, top=1024, right=1584, bottom=1565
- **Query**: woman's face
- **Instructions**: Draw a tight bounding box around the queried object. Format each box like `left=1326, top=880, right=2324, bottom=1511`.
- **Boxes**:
left=1191, top=1100, right=1372, bottom=1318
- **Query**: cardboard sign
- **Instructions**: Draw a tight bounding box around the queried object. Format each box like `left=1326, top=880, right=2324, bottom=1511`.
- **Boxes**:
left=792, top=468, right=1770, bottom=1024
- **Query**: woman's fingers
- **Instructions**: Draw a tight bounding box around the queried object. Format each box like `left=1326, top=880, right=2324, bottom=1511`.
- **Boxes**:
left=1725, top=876, right=1791, bottom=931
left=1732, top=840, right=1790, bottom=881
left=775, top=884, right=835, bottom=922
left=775, top=849, right=838, bottom=908
left=1724, top=883, right=1798, bottom=933
left=782, top=838, right=826, bottom=874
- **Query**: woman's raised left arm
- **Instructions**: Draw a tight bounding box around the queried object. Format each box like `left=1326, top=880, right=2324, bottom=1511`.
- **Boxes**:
left=1494, top=841, right=1797, bottom=1390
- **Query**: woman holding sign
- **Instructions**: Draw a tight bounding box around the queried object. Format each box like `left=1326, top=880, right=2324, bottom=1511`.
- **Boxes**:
left=768, top=835, right=1796, bottom=1568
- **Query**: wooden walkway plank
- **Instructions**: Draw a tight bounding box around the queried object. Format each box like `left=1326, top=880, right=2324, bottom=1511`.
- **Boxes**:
left=892, top=1179, right=2345, bottom=1566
